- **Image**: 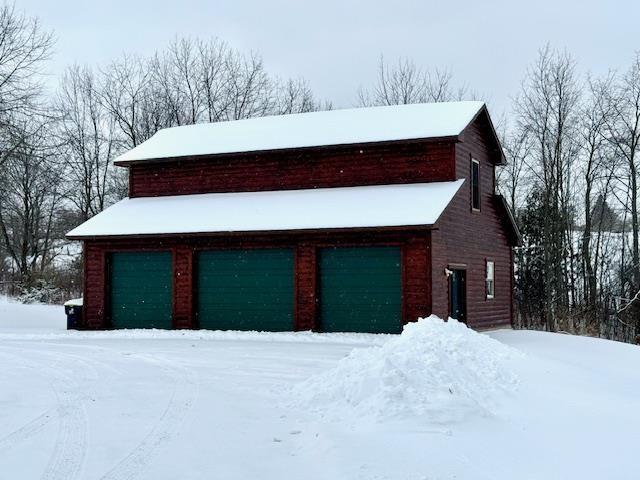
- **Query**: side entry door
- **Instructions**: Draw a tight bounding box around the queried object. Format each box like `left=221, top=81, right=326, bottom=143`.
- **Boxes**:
left=449, top=269, right=467, bottom=323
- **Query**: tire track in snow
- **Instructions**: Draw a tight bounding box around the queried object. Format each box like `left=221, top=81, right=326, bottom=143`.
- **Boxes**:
left=0, top=345, right=89, bottom=480
left=0, top=350, right=58, bottom=453
left=99, top=355, right=198, bottom=480
left=0, top=408, right=56, bottom=452
left=39, top=380, right=88, bottom=480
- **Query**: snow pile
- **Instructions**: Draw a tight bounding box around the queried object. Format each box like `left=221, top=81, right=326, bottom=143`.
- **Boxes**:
left=292, top=316, right=519, bottom=424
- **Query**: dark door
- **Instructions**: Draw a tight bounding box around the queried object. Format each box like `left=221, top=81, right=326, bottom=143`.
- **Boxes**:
left=449, top=269, right=467, bottom=323
left=197, top=249, right=295, bottom=331
left=319, top=246, right=402, bottom=334
left=110, top=252, right=173, bottom=329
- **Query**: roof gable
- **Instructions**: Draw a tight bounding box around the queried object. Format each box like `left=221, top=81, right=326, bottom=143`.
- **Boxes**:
left=115, top=101, right=485, bottom=164
left=460, top=105, right=506, bottom=165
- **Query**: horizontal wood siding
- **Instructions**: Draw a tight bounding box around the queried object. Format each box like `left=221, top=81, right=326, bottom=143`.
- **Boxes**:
left=173, top=247, right=193, bottom=329
left=128, top=141, right=456, bottom=197
left=295, top=243, right=317, bottom=331
left=80, top=230, right=432, bottom=331
left=84, top=243, right=106, bottom=329
left=403, top=234, right=432, bottom=323
left=432, top=116, right=512, bottom=329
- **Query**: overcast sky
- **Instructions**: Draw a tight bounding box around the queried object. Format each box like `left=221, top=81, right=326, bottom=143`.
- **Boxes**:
left=19, top=0, right=640, bottom=118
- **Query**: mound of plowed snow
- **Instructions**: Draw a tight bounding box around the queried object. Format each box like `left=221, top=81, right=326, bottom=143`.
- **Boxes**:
left=292, top=316, right=519, bottom=423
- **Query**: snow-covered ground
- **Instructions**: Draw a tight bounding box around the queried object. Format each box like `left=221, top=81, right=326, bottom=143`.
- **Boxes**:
left=0, top=298, right=638, bottom=480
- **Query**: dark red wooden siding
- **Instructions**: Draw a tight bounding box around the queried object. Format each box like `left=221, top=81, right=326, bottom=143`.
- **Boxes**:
left=431, top=118, right=512, bottom=329
left=128, top=141, right=456, bottom=197
left=84, top=243, right=106, bottom=330
left=173, top=247, right=193, bottom=329
left=295, top=243, right=317, bottom=331
left=81, top=230, right=432, bottom=331
left=403, top=237, right=432, bottom=323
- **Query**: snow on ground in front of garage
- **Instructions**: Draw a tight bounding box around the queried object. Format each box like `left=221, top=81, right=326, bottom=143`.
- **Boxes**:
left=0, top=298, right=639, bottom=479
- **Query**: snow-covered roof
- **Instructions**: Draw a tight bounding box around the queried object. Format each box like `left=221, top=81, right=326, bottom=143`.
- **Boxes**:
left=67, top=180, right=464, bottom=238
left=115, top=102, right=485, bottom=163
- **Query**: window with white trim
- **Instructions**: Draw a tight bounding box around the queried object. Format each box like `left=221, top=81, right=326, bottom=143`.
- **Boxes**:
left=486, top=260, right=495, bottom=299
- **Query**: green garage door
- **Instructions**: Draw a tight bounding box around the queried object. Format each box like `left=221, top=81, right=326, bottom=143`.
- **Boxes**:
left=197, top=249, right=294, bottom=331
left=319, top=247, right=402, bottom=334
left=110, top=252, right=173, bottom=329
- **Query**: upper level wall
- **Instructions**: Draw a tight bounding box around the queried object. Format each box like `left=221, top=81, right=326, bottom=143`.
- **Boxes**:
left=127, top=140, right=456, bottom=198
left=430, top=115, right=512, bottom=329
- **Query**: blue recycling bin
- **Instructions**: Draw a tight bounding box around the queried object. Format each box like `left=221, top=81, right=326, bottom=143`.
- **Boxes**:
left=64, top=299, right=83, bottom=330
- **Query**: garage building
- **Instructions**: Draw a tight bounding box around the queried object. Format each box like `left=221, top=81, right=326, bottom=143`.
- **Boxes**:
left=67, top=101, right=520, bottom=333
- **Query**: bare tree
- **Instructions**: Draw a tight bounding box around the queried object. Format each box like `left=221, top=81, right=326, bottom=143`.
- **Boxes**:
left=358, top=57, right=470, bottom=106
left=0, top=117, right=63, bottom=287
left=498, top=125, right=533, bottom=213
left=55, top=64, right=119, bottom=221
left=152, top=38, right=204, bottom=126
left=197, top=38, right=232, bottom=122
left=0, top=4, right=53, bottom=166
left=222, top=50, right=274, bottom=120
left=603, top=53, right=640, bottom=301
left=275, top=78, right=325, bottom=114
left=578, top=77, right=614, bottom=313
left=0, top=3, right=60, bottom=297
left=195, top=38, right=278, bottom=121
left=150, top=38, right=277, bottom=124
left=513, top=45, right=582, bottom=331
left=591, top=53, right=640, bottom=340
left=0, top=4, right=52, bottom=116
left=100, top=55, right=162, bottom=148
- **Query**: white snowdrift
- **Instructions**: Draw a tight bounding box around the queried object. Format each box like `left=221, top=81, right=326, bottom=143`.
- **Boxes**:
left=292, top=316, right=519, bottom=423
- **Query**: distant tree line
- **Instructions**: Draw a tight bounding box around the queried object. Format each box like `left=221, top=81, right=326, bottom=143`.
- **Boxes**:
left=0, top=4, right=638, bottom=344
left=499, top=46, right=640, bottom=343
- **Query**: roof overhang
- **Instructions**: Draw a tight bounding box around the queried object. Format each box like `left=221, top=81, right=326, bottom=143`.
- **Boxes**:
left=493, top=195, right=521, bottom=246
left=113, top=135, right=459, bottom=167
left=66, top=180, right=464, bottom=240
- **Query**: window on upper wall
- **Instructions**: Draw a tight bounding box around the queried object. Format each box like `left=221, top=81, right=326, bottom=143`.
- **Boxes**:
left=471, top=158, right=480, bottom=211
left=486, top=260, right=495, bottom=299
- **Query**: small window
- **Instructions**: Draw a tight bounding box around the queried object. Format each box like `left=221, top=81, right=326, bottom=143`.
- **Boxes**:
left=486, top=260, right=495, bottom=299
left=471, top=159, right=480, bottom=211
